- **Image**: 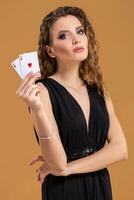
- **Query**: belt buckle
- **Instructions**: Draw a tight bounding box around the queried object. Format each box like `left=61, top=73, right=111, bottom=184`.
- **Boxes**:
left=68, top=145, right=98, bottom=161
left=82, top=146, right=97, bottom=156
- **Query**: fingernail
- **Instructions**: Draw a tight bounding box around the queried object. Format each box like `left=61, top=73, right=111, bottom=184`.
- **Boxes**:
left=29, top=71, right=33, bottom=76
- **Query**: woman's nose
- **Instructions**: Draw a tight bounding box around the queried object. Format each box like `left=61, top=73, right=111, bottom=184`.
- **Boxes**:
left=72, top=35, right=81, bottom=45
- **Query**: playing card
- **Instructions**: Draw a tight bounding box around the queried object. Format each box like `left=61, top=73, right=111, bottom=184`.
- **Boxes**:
left=11, top=57, right=23, bottom=79
left=19, top=51, right=40, bottom=79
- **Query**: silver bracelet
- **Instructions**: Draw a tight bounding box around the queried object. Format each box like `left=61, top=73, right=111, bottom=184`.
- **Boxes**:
left=38, top=130, right=55, bottom=140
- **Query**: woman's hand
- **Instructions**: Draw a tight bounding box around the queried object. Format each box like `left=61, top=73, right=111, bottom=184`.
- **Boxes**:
left=28, top=155, right=49, bottom=184
left=16, top=71, right=44, bottom=113
left=29, top=155, right=69, bottom=184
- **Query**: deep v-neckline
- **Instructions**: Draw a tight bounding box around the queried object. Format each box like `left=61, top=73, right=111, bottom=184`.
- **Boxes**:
left=46, top=77, right=92, bottom=134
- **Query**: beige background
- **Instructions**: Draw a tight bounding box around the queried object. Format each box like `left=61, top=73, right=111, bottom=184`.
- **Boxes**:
left=0, top=0, right=133, bottom=199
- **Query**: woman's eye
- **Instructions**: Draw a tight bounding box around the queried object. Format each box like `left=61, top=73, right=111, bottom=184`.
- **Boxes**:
left=58, top=29, right=85, bottom=40
left=78, top=29, right=84, bottom=34
left=58, top=33, right=69, bottom=40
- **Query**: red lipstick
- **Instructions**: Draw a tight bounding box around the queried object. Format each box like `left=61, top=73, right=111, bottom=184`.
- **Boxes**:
left=73, top=46, right=84, bottom=53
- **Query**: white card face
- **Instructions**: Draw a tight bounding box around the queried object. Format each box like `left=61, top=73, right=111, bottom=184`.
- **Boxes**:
left=11, top=58, right=23, bottom=79
left=19, top=51, right=40, bottom=79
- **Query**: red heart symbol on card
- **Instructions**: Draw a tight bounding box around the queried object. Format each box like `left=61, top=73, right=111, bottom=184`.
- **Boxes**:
left=28, top=63, right=32, bottom=68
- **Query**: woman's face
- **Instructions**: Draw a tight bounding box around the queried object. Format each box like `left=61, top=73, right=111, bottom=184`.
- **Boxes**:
left=46, top=15, right=88, bottom=64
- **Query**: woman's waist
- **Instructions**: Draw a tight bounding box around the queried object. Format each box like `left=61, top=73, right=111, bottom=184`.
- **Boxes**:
left=65, top=143, right=103, bottom=162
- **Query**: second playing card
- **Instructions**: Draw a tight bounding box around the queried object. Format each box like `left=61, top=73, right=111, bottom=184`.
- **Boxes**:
left=19, top=51, right=40, bottom=79
left=11, top=57, right=23, bottom=79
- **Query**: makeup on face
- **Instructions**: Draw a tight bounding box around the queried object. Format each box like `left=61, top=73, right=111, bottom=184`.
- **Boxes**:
left=49, top=15, right=88, bottom=62
left=73, top=47, right=85, bottom=53
left=57, top=26, right=85, bottom=40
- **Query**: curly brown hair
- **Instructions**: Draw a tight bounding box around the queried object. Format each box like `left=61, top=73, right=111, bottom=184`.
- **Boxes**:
left=37, top=6, right=109, bottom=100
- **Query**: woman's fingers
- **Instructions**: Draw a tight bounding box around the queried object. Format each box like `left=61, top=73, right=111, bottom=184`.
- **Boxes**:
left=36, top=165, right=44, bottom=173
left=16, top=72, right=33, bottom=94
left=21, top=72, right=41, bottom=93
left=36, top=168, right=45, bottom=182
left=28, top=155, right=50, bottom=184
left=15, top=71, right=43, bottom=113
left=28, top=155, right=45, bottom=166
left=37, top=170, right=41, bottom=182
left=28, top=86, right=41, bottom=98
left=16, top=72, right=33, bottom=95
left=16, top=71, right=40, bottom=96
left=36, top=163, right=49, bottom=173
left=37, top=168, right=49, bottom=184
left=18, top=85, right=40, bottom=98
left=17, top=72, right=40, bottom=96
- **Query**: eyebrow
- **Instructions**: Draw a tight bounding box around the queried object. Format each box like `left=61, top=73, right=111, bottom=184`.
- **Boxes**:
left=57, top=25, right=83, bottom=35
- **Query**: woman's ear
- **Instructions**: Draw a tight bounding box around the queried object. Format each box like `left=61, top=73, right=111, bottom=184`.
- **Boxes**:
left=45, top=45, right=55, bottom=58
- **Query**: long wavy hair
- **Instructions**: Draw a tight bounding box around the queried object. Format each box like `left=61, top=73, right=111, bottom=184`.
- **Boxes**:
left=37, top=6, right=109, bottom=99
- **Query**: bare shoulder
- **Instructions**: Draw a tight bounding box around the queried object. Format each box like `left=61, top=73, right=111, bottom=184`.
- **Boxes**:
left=104, top=94, right=115, bottom=116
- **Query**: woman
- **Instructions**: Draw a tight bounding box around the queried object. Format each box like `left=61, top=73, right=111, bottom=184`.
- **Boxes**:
left=16, top=6, right=128, bottom=200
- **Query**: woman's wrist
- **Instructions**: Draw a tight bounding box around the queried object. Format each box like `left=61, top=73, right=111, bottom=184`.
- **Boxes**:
left=30, top=105, right=45, bottom=116
left=63, top=162, right=74, bottom=176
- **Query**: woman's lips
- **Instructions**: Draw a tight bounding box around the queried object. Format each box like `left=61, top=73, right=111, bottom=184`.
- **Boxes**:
left=73, top=48, right=85, bottom=53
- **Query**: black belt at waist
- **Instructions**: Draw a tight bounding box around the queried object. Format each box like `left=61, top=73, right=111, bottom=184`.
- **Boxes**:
left=66, top=144, right=102, bottom=162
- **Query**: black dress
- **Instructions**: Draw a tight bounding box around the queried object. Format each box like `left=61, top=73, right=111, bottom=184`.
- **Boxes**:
left=33, top=77, right=113, bottom=200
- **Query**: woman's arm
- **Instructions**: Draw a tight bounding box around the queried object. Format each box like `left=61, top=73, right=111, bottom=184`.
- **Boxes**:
left=65, top=96, right=128, bottom=175
left=29, top=82, right=67, bottom=171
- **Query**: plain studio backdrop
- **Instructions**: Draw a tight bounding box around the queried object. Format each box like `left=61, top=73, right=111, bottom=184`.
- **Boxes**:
left=0, top=0, right=133, bottom=199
